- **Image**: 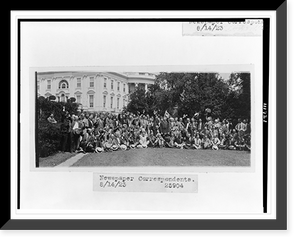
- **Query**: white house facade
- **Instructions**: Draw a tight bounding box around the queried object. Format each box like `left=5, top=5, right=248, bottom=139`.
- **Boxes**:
left=37, top=71, right=155, bottom=113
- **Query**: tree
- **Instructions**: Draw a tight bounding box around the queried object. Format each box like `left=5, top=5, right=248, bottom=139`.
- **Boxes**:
left=37, top=97, right=80, bottom=157
left=126, top=88, right=149, bottom=115
left=48, top=95, right=56, bottom=101
left=224, top=72, right=251, bottom=120
left=154, top=72, right=229, bottom=118
left=69, top=97, right=76, bottom=103
left=126, top=72, right=251, bottom=121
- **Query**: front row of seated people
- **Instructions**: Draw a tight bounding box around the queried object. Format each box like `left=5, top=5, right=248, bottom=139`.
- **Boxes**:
left=77, top=128, right=251, bottom=154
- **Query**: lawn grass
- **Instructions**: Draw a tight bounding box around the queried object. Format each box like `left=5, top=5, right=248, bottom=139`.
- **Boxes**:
left=39, top=152, right=77, bottom=167
left=71, top=148, right=250, bottom=167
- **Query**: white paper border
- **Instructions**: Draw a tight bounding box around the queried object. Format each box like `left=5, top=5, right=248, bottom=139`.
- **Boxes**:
left=11, top=10, right=277, bottom=220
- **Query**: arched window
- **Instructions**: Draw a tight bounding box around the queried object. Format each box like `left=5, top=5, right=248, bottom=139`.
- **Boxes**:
left=59, top=80, right=69, bottom=89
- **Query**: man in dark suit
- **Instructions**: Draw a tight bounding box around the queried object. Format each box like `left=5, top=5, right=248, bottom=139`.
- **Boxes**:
left=60, top=111, right=72, bottom=152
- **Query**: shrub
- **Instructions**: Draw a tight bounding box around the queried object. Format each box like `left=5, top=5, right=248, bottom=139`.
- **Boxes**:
left=37, top=120, right=61, bottom=157
left=37, top=97, right=79, bottom=157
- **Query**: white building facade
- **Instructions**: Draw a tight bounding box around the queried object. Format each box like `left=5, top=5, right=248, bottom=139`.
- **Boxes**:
left=37, top=71, right=155, bottom=113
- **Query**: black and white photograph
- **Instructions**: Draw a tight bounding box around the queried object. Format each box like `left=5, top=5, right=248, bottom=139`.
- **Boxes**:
left=7, top=6, right=287, bottom=230
left=36, top=70, right=251, bottom=168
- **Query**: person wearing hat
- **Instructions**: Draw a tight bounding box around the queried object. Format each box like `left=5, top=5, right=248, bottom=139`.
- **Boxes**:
left=95, top=146, right=104, bottom=153
left=111, top=133, right=120, bottom=151
left=94, top=133, right=104, bottom=153
left=104, top=134, right=114, bottom=152
left=119, top=133, right=129, bottom=151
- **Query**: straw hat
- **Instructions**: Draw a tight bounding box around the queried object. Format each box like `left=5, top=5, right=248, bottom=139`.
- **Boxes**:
left=95, top=147, right=104, bottom=153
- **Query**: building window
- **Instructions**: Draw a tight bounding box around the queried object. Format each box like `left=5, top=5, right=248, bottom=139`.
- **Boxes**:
left=89, top=94, right=94, bottom=108
left=76, top=95, right=81, bottom=104
left=103, top=95, right=106, bottom=108
left=117, top=82, right=120, bottom=91
left=104, top=78, right=107, bottom=88
left=89, top=77, right=94, bottom=88
left=111, top=80, right=114, bottom=90
left=47, top=80, right=51, bottom=90
left=110, top=96, right=113, bottom=108
left=61, top=94, right=65, bottom=102
left=123, top=83, right=126, bottom=92
left=59, top=80, right=69, bottom=89
left=77, top=78, right=81, bottom=88
left=117, top=98, right=120, bottom=109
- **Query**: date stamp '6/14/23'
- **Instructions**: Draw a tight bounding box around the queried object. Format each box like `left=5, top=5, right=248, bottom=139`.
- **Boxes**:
left=93, top=173, right=198, bottom=193
left=182, top=19, right=263, bottom=36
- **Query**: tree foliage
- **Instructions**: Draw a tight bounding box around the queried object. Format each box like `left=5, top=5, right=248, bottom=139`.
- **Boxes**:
left=126, top=72, right=251, bottom=121
left=37, top=97, right=80, bottom=157
left=68, top=97, right=76, bottom=103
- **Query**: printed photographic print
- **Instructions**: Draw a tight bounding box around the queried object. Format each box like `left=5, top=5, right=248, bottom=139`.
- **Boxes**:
left=36, top=70, right=251, bottom=167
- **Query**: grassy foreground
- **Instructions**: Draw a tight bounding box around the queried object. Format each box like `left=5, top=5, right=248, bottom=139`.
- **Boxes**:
left=71, top=148, right=250, bottom=167
left=39, top=152, right=77, bottom=167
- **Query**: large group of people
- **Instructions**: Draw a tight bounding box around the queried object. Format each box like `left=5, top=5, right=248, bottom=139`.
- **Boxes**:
left=49, top=110, right=251, bottom=154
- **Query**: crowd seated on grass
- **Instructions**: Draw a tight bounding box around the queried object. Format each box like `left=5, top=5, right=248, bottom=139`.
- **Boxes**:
left=53, top=110, right=251, bottom=154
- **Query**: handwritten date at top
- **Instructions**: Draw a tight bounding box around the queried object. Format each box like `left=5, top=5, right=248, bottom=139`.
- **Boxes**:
left=197, top=23, right=223, bottom=32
